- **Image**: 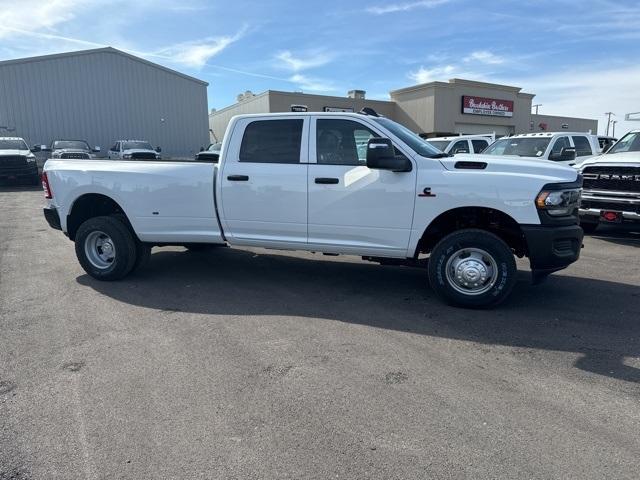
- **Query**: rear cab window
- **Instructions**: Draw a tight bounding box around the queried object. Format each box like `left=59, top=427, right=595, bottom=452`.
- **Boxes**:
left=239, top=119, right=303, bottom=164
left=472, top=139, right=489, bottom=153
left=571, top=136, right=593, bottom=157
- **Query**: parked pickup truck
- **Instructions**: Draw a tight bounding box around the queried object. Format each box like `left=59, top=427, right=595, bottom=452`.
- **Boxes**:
left=425, top=134, right=494, bottom=155
left=0, top=137, right=39, bottom=184
left=481, top=132, right=601, bottom=167
left=108, top=140, right=161, bottom=160
left=578, top=130, right=640, bottom=233
left=42, top=112, right=584, bottom=308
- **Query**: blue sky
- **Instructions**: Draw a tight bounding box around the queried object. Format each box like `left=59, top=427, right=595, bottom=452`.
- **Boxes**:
left=1, top=0, right=639, bottom=134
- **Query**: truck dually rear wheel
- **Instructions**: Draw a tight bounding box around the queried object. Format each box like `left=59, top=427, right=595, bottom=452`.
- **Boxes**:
left=427, top=229, right=517, bottom=308
left=75, top=215, right=137, bottom=281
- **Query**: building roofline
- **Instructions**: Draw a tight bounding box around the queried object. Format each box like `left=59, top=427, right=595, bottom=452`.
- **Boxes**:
left=531, top=113, right=597, bottom=122
left=0, top=47, right=208, bottom=86
left=390, top=78, right=534, bottom=98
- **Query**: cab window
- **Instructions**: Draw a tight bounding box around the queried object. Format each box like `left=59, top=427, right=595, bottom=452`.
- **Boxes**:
left=549, top=137, right=570, bottom=160
left=572, top=136, right=592, bottom=157
left=472, top=139, right=489, bottom=153
left=316, top=119, right=378, bottom=165
left=239, top=119, right=303, bottom=164
left=451, top=140, right=470, bottom=154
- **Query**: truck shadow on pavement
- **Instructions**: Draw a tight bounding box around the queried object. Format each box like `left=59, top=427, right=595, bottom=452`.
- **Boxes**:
left=77, top=247, right=640, bottom=384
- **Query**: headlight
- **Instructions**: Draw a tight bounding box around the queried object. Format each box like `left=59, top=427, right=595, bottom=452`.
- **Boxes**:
left=26, top=156, right=36, bottom=163
left=535, top=189, right=581, bottom=216
left=123, top=154, right=132, bottom=159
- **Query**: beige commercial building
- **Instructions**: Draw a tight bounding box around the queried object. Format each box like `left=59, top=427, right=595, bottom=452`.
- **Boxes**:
left=210, top=78, right=597, bottom=142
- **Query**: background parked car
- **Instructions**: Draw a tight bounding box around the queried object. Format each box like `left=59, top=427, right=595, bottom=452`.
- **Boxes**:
left=425, top=134, right=495, bottom=155
left=108, top=140, right=161, bottom=160
left=0, top=137, right=39, bottom=184
left=195, top=142, right=221, bottom=162
left=32, top=139, right=101, bottom=159
left=480, top=132, right=600, bottom=166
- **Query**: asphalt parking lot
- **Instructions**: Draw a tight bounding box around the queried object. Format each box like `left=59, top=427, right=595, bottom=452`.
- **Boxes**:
left=1, top=186, right=639, bottom=479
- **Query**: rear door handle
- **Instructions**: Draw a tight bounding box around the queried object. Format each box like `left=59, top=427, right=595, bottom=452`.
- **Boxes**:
left=315, top=177, right=339, bottom=184
left=227, top=175, right=249, bottom=181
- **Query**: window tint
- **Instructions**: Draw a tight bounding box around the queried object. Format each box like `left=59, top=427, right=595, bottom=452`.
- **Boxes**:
left=316, top=119, right=377, bottom=165
left=239, top=119, right=303, bottom=164
left=572, top=136, right=592, bottom=157
left=451, top=140, right=469, bottom=154
left=472, top=139, right=489, bottom=153
left=549, top=136, right=569, bottom=160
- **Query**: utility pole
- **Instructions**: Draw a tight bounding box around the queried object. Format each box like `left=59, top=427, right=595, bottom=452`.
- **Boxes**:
left=532, top=104, right=542, bottom=114
left=604, top=112, right=615, bottom=135
left=611, top=120, right=617, bottom=137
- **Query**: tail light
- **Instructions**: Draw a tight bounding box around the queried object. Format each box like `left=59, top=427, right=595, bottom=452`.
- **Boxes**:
left=41, top=172, right=52, bottom=199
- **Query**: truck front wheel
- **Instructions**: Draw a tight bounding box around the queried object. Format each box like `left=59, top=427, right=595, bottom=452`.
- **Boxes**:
left=427, top=229, right=517, bottom=308
left=75, top=216, right=137, bottom=281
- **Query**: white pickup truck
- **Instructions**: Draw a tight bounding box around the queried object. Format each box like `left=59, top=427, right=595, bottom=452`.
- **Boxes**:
left=42, top=112, right=584, bottom=308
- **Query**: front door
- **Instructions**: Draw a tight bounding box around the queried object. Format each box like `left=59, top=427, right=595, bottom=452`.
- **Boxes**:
left=307, top=116, right=416, bottom=256
left=219, top=116, right=309, bottom=246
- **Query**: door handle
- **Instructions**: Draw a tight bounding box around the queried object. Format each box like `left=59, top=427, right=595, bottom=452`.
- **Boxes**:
left=227, top=175, right=249, bottom=181
left=315, top=177, right=339, bottom=184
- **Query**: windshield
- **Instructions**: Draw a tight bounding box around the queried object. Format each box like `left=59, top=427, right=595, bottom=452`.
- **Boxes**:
left=0, top=138, right=28, bottom=150
left=123, top=141, right=153, bottom=150
left=482, top=137, right=551, bottom=157
left=426, top=140, right=450, bottom=152
left=607, top=132, right=640, bottom=154
left=53, top=140, right=90, bottom=150
left=371, top=117, right=442, bottom=157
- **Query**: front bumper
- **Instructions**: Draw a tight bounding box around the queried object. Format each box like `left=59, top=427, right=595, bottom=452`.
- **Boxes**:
left=521, top=224, right=583, bottom=282
left=579, top=190, right=640, bottom=224
left=43, top=207, right=62, bottom=230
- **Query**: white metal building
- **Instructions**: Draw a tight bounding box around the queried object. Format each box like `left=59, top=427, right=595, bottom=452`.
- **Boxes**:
left=0, top=47, right=209, bottom=158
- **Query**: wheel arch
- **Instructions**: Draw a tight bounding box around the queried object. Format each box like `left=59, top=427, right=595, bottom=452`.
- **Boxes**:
left=415, top=206, right=526, bottom=257
left=66, top=193, right=136, bottom=241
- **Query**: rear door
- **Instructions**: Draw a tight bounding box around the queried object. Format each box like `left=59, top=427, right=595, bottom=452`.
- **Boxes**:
left=307, top=116, right=416, bottom=256
left=219, top=116, right=309, bottom=246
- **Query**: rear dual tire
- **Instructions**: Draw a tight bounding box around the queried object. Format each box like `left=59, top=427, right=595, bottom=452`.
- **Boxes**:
left=75, top=216, right=150, bottom=281
left=427, top=229, right=517, bottom=308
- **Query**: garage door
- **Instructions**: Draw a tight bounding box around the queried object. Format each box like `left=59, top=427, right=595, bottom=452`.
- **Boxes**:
left=454, top=123, right=513, bottom=136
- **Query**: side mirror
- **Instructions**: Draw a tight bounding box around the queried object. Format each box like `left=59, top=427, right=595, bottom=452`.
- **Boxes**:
left=559, top=147, right=576, bottom=161
left=93, top=146, right=101, bottom=152
left=199, top=146, right=205, bottom=152
left=31, top=145, right=41, bottom=152
left=366, top=138, right=412, bottom=172
left=155, top=147, right=162, bottom=153
left=453, top=148, right=469, bottom=154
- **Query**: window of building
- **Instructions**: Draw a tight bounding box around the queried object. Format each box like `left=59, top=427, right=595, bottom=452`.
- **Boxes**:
left=450, top=140, right=470, bottom=154
left=472, top=139, right=489, bottom=153
left=572, top=136, right=593, bottom=157
left=239, top=119, right=303, bottom=163
left=316, top=119, right=378, bottom=165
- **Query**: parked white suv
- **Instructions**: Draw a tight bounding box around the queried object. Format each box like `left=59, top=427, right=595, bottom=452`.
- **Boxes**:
left=426, top=135, right=494, bottom=155
left=481, top=132, right=600, bottom=167
left=108, top=140, right=161, bottom=160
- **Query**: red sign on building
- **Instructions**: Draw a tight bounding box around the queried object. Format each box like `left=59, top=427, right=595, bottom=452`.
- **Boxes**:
left=462, top=96, right=514, bottom=117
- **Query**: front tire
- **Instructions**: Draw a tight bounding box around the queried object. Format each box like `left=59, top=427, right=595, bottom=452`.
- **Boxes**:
left=75, top=216, right=137, bottom=281
left=427, top=229, right=517, bottom=308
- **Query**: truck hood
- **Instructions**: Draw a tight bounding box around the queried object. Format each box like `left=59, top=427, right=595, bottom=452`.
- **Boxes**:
left=122, top=149, right=157, bottom=155
left=579, top=151, right=640, bottom=169
left=0, top=149, right=31, bottom=156
left=438, top=153, right=579, bottom=183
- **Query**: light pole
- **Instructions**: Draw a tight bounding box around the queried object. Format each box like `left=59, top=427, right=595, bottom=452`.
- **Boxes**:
left=532, top=104, right=542, bottom=114
left=604, top=112, right=615, bottom=135
left=611, top=120, right=617, bottom=137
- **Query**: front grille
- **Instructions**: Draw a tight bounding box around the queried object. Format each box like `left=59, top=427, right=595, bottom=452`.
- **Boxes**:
left=130, top=152, right=157, bottom=160
left=582, top=166, right=640, bottom=193
left=60, top=152, right=90, bottom=159
left=0, top=155, right=27, bottom=168
left=582, top=200, right=640, bottom=214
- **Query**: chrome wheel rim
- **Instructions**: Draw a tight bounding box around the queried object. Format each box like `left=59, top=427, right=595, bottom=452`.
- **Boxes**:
left=84, top=230, right=116, bottom=269
left=445, top=247, right=498, bottom=296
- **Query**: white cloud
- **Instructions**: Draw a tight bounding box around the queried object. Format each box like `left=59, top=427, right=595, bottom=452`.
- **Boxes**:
left=275, top=50, right=333, bottom=72
left=408, top=65, right=456, bottom=84
left=367, top=0, right=450, bottom=15
left=153, top=26, right=247, bottom=69
left=0, top=0, right=94, bottom=38
left=506, top=65, right=640, bottom=135
left=464, top=50, right=504, bottom=65
left=289, top=74, right=336, bottom=93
